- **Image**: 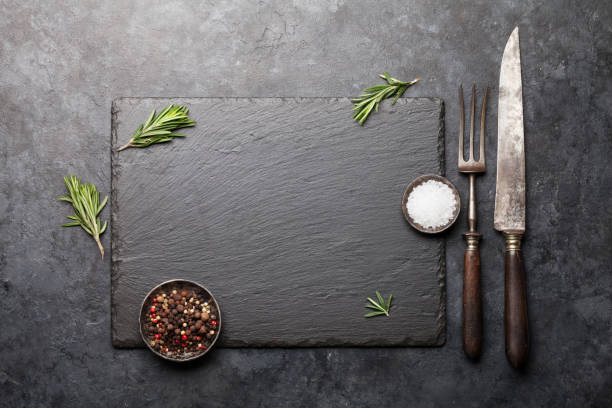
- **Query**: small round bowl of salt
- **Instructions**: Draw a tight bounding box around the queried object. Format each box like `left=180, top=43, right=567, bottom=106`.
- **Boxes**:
left=402, top=174, right=460, bottom=234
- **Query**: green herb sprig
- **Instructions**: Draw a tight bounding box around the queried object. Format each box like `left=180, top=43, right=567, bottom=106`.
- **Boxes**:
left=352, top=72, right=420, bottom=125
left=364, top=291, right=393, bottom=318
left=58, top=175, right=108, bottom=259
left=117, top=104, right=195, bottom=151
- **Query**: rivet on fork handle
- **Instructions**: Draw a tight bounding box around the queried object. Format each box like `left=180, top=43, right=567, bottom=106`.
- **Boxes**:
left=458, top=84, right=488, bottom=359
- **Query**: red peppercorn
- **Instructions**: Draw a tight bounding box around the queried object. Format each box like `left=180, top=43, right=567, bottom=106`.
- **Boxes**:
left=181, top=343, right=187, bottom=348
left=153, top=298, right=158, bottom=303
left=195, top=336, right=201, bottom=341
left=151, top=313, right=156, bottom=318
left=199, top=345, right=207, bottom=350
left=154, top=334, right=161, bottom=339
left=211, top=320, right=217, bottom=326
left=174, top=339, right=179, bottom=343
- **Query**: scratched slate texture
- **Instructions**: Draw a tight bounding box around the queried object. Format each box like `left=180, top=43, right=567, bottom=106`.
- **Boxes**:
left=110, top=97, right=445, bottom=347
left=1, top=0, right=611, bottom=407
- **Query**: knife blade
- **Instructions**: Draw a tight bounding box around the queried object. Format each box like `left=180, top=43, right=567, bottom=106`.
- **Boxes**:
left=494, top=26, right=529, bottom=369
left=495, top=26, right=525, bottom=233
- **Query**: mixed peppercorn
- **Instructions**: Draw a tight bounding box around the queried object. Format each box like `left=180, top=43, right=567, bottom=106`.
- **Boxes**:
left=142, top=284, right=219, bottom=360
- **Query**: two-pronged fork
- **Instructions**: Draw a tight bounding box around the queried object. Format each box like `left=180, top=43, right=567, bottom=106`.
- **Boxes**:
left=458, top=84, right=488, bottom=359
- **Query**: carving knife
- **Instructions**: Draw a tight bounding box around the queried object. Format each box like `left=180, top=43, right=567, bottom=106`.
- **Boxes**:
left=494, top=26, right=529, bottom=368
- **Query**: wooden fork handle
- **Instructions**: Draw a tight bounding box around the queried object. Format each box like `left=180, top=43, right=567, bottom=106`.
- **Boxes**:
left=504, top=232, right=529, bottom=368
left=463, top=232, right=482, bottom=359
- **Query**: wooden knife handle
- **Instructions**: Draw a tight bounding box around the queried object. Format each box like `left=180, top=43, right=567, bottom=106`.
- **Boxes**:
left=463, top=233, right=482, bottom=359
left=504, top=232, right=529, bottom=368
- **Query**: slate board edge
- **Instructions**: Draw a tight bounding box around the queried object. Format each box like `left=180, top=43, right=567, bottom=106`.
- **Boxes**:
left=109, top=97, right=447, bottom=348
left=436, top=98, right=447, bottom=347
left=110, top=98, right=125, bottom=347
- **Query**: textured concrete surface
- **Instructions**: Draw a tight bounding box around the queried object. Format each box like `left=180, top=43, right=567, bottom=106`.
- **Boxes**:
left=1, top=0, right=610, bottom=406
left=111, top=97, right=445, bottom=347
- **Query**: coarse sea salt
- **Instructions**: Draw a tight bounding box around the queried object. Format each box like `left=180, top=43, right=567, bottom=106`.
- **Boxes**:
left=406, top=180, right=457, bottom=229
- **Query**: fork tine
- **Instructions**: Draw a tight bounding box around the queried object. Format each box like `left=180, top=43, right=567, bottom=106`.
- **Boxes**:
left=458, top=85, right=464, bottom=164
left=470, top=84, right=476, bottom=161
left=479, top=85, right=489, bottom=165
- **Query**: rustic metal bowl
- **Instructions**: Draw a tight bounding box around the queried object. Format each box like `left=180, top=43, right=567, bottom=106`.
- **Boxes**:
left=401, top=174, right=461, bottom=234
left=139, top=279, right=222, bottom=362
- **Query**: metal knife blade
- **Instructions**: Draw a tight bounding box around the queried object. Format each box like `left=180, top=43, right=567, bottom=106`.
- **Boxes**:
left=494, top=26, right=525, bottom=233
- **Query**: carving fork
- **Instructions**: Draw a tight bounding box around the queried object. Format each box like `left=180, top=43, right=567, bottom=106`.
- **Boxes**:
left=458, top=84, right=488, bottom=359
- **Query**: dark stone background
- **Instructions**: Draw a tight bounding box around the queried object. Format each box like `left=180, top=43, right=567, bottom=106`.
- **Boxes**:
left=1, top=0, right=610, bottom=406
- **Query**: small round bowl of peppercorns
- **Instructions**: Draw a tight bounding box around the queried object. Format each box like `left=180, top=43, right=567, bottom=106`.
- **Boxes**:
left=139, top=279, right=221, bottom=362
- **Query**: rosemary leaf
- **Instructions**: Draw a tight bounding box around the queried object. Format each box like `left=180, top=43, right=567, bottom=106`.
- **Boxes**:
left=376, top=290, right=385, bottom=306
left=117, top=104, right=196, bottom=152
left=352, top=72, right=419, bottom=125
left=364, top=291, right=393, bottom=318
left=58, top=175, right=108, bottom=259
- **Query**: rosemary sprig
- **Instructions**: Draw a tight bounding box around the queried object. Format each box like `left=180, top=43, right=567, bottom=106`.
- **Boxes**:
left=58, top=175, right=108, bottom=259
left=364, top=291, right=393, bottom=318
left=117, top=104, right=195, bottom=151
left=352, top=72, right=420, bottom=125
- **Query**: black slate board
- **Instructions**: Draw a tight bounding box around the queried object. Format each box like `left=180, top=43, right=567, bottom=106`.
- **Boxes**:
left=111, top=97, right=445, bottom=347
